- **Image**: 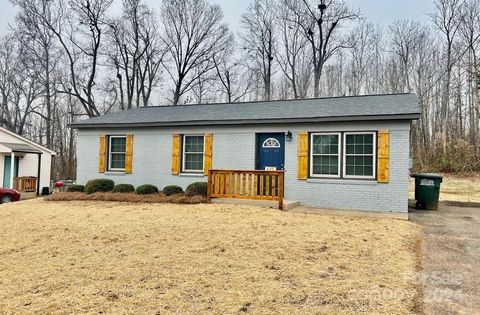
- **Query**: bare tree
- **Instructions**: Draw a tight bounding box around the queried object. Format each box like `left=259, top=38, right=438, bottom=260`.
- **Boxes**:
left=348, top=21, right=378, bottom=95
left=459, top=0, right=480, bottom=145
left=285, top=0, right=361, bottom=97
left=160, top=0, right=233, bottom=105
left=213, top=47, right=253, bottom=103
left=0, top=35, right=43, bottom=135
left=241, top=0, right=276, bottom=101
left=431, top=0, right=464, bottom=154
left=108, top=0, right=164, bottom=109
left=277, top=0, right=312, bottom=99
left=25, top=0, right=113, bottom=117
left=11, top=0, right=61, bottom=147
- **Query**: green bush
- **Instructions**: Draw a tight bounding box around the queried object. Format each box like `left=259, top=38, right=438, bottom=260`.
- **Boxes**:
left=185, top=182, right=208, bottom=197
left=67, top=184, right=85, bottom=192
left=113, top=184, right=135, bottom=193
left=162, top=185, right=183, bottom=196
left=136, top=184, right=159, bottom=195
left=85, top=179, right=115, bottom=194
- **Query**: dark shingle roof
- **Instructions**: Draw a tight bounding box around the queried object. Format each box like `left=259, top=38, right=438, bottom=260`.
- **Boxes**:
left=70, top=93, right=420, bottom=128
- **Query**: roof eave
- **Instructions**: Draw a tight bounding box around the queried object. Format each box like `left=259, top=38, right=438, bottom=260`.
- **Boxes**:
left=69, top=113, right=420, bottom=129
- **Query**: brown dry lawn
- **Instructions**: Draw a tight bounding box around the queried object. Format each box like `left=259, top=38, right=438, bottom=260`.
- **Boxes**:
left=0, top=199, right=418, bottom=314
left=409, top=175, right=480, bottom=203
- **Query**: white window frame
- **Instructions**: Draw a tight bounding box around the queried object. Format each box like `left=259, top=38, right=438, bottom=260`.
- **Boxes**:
left=108, top=135, right=127, bottom=171
left=309, top=132, right=341, bottom=178
left=182, top=134, right=205, bottom=173
left=342, top=132, right=376, bottom=179
left=262, top=137, right=281, bottom=148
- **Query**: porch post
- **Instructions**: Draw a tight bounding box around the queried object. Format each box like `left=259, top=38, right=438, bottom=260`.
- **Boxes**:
left=9, top=152, right=15, bottom=189
left=36, top=153, right=42, bottom=196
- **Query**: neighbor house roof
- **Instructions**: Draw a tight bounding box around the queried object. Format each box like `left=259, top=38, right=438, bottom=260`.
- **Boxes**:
left=0, top=142, right=43, bottom=154
left=0, top=126, right=56, bottom=155
left=70, top=93, right=420, bottom=129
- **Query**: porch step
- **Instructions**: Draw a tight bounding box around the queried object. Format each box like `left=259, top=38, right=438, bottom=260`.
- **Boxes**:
left=19, top=192, right=37, bottom=200
left=211, top=198, right=299, bottom=210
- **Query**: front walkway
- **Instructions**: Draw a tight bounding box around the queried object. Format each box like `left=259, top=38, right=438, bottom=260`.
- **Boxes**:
left=410, top=202, right=480, bottom=314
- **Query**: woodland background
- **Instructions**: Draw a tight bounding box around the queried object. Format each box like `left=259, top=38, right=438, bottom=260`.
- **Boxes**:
left=1, top=0, right=479, bottom=180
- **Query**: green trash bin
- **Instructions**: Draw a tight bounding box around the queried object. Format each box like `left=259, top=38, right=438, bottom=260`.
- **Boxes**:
left=412, top=173, right=443, bottom=210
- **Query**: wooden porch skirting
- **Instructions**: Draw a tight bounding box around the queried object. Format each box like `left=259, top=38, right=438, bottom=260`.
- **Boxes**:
left=14, top=176, right=37, bottom=192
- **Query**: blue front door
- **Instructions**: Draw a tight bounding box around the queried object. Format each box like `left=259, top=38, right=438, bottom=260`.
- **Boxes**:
left=3, top=156, right=19, bottom=188
left=256, top=133, right=285, bottom=171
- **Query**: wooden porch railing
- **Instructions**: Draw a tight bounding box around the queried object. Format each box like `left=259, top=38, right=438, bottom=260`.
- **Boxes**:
left=207, top=169, right=285, bottom=210
left=13, top=176, right=37, bottom=192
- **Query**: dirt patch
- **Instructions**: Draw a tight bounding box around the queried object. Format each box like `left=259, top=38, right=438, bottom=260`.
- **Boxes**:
left=45, top=192, right=207, bottom=204
left=0, top=199, right=419, bottom=314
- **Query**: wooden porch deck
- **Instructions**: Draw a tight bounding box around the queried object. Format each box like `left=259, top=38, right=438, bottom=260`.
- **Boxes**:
left=207, top=169, right=285, bottom=210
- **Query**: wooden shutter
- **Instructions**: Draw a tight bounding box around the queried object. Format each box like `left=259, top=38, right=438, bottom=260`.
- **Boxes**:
left=297, top=132, right=308, bottom=180
left=204, top=133, right=212, bottom=176
left=125, top=134, right=133, bottom=174
left=99, top=135, right=106, bottom=173
left=171, top=134, right=181, bottom=175
left=377, top=130, right=389, bottom=183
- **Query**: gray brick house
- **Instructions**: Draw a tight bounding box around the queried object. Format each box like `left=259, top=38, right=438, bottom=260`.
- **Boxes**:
left=70, top=93, right=419, bottom=214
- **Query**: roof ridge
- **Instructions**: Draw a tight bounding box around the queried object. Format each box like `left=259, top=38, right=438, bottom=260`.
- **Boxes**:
left=133, top=93, right=415, bottom=109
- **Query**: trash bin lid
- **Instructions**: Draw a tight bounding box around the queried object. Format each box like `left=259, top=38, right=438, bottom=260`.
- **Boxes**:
left=414, top=173, right=443, bottom=179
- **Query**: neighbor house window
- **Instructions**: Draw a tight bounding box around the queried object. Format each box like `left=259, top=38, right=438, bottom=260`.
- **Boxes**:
left=108, top=136, right=126, bottom=171
left=343, top=132, right=376, bottom=179
left=182, top=135, right=204, bottom=172
left=310, top=133, right=341, bottom=177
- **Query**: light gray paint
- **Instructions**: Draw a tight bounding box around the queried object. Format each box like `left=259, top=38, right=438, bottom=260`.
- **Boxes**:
left=77, top=120, right=411, bottom=213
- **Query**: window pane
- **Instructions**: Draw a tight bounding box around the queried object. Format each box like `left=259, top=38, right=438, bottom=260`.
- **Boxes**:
left=344, top=133, right=375, bottom=177
left=364, top=166, right=373, bottom=176
left=110, top=153, right=126, bottom=169
left=354, top=144, right=364, bottom=154
left=346, top=144, right=354, bottom=154
left=355, top=134, right=364, bottom=143
left=185, top=136, right=204, bottom=153
left=364, top=134, right=373, bottom=144
left=364, top=144, right=373, bottom=154
left=185, top=153, right=203, bottom=171
left=312, top=134, right=339, bottom=155
left=111, top=137, right=126, bottom=153
left=312, top=155, right=338, bottom=175
left=346, top=135, right=355, bottom=145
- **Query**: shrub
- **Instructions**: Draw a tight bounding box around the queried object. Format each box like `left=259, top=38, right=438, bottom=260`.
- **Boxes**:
left=136, top=184, right=159, bottom=195
left=85, top=179, right=115, bottom=194
left=185, top=182, right=208, bottom=197
left=113, top=184, right=135, bottom=193
left=162, top=185, right=183, bottom=196
left=67, top=184, right=85, bottom=192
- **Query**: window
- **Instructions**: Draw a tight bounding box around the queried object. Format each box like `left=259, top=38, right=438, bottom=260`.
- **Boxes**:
left=108, top=136, right=126, bottom=171
left=182, top=135, right=204, bottom=172
left=262, top=138, right=281, bottom=148
left=343, top=132, right=376, bottom=179
left=310, top=133, right=340, bottom=177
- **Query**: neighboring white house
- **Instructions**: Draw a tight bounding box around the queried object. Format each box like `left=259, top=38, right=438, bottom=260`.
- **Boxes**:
left=0, top=127, right=56, bottom=195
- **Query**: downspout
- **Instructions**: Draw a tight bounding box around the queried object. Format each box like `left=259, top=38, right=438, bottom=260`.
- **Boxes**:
left=36, top=153, right=42, bottom=196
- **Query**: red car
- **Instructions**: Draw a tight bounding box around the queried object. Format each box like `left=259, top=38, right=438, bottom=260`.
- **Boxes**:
left=0, top=188, right=21, bottom=204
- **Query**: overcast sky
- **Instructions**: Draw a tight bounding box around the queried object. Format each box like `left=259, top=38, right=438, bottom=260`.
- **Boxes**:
left=0, top=0, right=434, bottom=36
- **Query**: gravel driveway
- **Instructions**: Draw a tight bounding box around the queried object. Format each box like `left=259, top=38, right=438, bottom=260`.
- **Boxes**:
left=410, top=202, right=480, bottom=314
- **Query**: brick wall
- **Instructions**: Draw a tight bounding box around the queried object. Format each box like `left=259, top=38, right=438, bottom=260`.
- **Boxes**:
left=77, top=120, right=411, bottom=213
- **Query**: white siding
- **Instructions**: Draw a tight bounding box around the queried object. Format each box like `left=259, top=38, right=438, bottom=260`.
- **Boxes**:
left=0, top=130, right=53, bottom=190
left=77, top=120, right=411, bottom=213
